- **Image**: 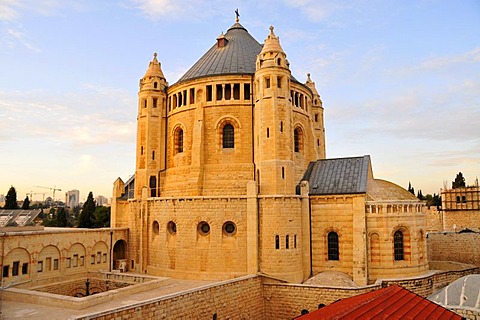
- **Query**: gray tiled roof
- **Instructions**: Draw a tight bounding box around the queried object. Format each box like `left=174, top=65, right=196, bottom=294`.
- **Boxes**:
left=302, top=155, right=371, bottom=195
left=177, top=22, right=262, bottom=84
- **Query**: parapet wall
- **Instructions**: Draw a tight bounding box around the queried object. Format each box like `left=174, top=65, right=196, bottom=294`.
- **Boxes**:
left=74, top=275, right=264, bottom=320
left=70, top=266, right=480, bottom=320
left=427, top=232, right=480, bottom=266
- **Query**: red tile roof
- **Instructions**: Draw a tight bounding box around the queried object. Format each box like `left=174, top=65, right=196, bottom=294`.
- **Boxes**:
left=298, top=285, right=462, bottom=320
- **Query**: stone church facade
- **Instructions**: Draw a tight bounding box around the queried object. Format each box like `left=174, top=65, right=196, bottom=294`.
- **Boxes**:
left=111, top=18, right=428, bottom=285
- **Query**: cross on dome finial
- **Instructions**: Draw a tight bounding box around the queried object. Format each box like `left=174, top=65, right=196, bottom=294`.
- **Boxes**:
left=235, top=8, right=240, bottom=22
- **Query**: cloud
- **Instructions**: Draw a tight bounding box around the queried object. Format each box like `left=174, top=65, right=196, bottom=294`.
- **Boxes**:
left=127, top=0, right=223, bottom=21
left=4, top=27, right=41, bottom=51
left=394, top=47, right=480, bottom=76
left=0, top=85, right=136, bottom=147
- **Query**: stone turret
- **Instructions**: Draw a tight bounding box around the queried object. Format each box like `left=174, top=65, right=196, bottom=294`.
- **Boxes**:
left=135, top=53, right=168, bottom=199
left=305, top=73, right=326, bottom=159
left=254, top=26, right=295, bottom=195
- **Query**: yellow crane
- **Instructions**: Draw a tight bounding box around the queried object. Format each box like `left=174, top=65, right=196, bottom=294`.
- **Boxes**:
left=34, top=186, right=62, bottom=201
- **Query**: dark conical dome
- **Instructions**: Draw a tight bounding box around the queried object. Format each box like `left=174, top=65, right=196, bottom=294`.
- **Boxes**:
left=176, top=22, right=262, bottom=84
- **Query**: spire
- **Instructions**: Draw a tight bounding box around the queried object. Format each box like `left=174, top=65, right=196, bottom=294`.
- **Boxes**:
left=260, top=25, right=284, bottom=55
left=305, top=73, right=320, bottom=96
left=143, top=52, right=165, bottom=79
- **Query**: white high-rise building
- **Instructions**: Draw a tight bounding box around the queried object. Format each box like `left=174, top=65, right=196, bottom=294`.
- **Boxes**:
left=66, top=190, right=80, bottom=208
left=95, top=195, right=109, bottom=206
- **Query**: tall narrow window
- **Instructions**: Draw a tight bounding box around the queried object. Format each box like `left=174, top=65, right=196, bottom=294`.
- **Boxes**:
left=149, top=176, right=157, bottom=197
left=216, top=84, right=223, bottom=100
left=244, top=83, right=251, bottom=100
left=275, top=235, right=280, bottom=249
left=206, top=85, right=213, bottom=101
left=294, top=235, right=297, bottom=249
left=277, top=76, right=282, bottom=88
left=176, top=129, right=184, bottom=153
left=294, top=128, right=300, bottom=152
left=225, top=84, right=231, bottom=100
left=282, top=167, right=285, bottom=179
left=3, top=266, right=8, bottom=278
left=222, top=124, right=234, bottom=148
left=286, top=235, right=289, bottom=249
left=190, top=88, right=195, bottom=104
left=267, top=128, right=270, bottom=138
left=143, top=99, right=147, bottom=108
left=154, top=82, right=158, bottom=89
left=233, top=83, right=240, bottom=100
left=328, top=232, right=339, bottom=260
left=394, top=231, right=404, bottom=260
left=265, top=77, right=271, bottom=88
left=152, top=151, right=155, bottom=160
left=153, top=98, right=157, bottom=108
left=21, top=263, right=28, bottom=275
left=12, top=261, right=19, bottom=276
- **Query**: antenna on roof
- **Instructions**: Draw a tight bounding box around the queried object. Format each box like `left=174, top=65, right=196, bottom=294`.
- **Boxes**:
left=235, top=8, right=240, bottom=22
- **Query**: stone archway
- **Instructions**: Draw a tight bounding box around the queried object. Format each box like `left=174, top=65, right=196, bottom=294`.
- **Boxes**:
left=113, top=240, right=127, bottom=272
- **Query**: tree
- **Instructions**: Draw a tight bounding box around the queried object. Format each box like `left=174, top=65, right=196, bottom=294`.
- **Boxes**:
left=94, top=206, right=110, bottom=228
left=407, top=182, right=415, bottom=195
left=452, top=172, right=466, bottom=189
left=21, top=196, right=30, bottom=209
left=56, top=207, right=68, bottom=227
left=4, top=186, right=19, bottom=209
left=417, top=190, right=424, bottom=200
left=78, top=192, right=95, bottom=228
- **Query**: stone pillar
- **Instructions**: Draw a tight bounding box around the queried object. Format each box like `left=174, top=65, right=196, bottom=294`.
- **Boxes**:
left=300, top=181, right=311, bottom=281
left=246, top=180, right=259, bottom=274
left=352, top=195, right=368, bottom=285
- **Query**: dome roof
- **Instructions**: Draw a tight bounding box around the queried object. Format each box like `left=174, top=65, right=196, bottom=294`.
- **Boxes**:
left=367, top=179, right=418, bottom=201
left=303, top=271, right=358, bottom=287
left=176, top=22, right=262, bottom=84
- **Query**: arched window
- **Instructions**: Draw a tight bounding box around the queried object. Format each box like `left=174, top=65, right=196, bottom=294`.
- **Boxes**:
left=327, top=232, right=339, bottom=260
left=149, top=176, right=156, bottom=197
left=394, top=231, right=404, bottom=260
left=275, top=235, right=280, bottom=249
left=294, top=128, right=302, bottom=152
left=175, top=128, right=183, bottom=153
left=222, top=124, right=234, bottom=148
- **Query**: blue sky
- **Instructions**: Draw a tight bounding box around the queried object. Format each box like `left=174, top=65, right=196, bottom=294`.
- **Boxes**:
left=1, top=0, right=479, bottom=202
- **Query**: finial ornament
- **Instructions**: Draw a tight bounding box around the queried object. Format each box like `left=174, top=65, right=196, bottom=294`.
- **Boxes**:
left=153, top=52, right=157, bottom=60
left=269, top=25, right=274, bottom=33
left=235, top=8, right=240, bottom=22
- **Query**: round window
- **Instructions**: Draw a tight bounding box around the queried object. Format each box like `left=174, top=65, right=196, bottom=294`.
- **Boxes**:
left=223, top=221, right=236, bottom=236
left=167, top=221, right=177, bottom=235
left=152, top=221, right=160, bottom=234
left=198, top=221, right=210, bottom=235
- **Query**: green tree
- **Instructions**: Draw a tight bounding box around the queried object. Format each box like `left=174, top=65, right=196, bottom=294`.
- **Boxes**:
left=56, top=207, right=68, bottom=227
left=417, top=190, right=424, bottom=200
left=78, top=192, right=95, bottom=228
left=4, top=186, right=19, bottom=209
left=452, top=172, right=466, bottom=189
left=407, top=182, right=415, bottom=195
left=21, top=196, right=30, bottom=209
left=94, top=206, right=110, bottom=228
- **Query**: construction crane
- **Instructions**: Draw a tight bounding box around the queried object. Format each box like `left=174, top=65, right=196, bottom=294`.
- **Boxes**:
left=34, top=186, right=62, bottom=201
left=26, top=192, right=46, bottom=202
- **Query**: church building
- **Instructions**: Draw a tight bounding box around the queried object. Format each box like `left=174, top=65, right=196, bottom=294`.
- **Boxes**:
left=112, top=17, right=428, bottom=285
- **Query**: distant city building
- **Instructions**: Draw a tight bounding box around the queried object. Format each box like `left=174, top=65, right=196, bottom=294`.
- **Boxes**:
left=0, top=194, right=5, bottom=207
left=66, top=190, right=80, bottom=208
left=95, top=195, right=109, bottom=206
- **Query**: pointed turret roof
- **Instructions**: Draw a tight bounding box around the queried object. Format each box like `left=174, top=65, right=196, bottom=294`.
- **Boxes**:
left=260, top=26, right=284, bottom=55
left=176, top=21, right=262, bottom=84
left=143, top=53, right=165, bottom=79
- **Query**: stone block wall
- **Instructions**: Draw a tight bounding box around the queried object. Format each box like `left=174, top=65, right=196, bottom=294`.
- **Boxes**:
left=74, top=275, right=264, bottom=320
left=427, top=232, right=480, bottom=266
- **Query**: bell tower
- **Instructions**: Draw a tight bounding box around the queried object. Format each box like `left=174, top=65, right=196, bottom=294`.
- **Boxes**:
left=254, top=26, right=295, bottom=195
left=135, top=53, right=168, bottom=199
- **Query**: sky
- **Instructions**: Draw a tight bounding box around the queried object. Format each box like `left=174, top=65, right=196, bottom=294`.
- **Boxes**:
left=0, top=0, right=479, bottom=203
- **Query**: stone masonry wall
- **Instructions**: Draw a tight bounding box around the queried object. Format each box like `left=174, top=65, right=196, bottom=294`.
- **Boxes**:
left=427, top=232, right=480, bottom=266
left=73, top=275, right=264, bottom=320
